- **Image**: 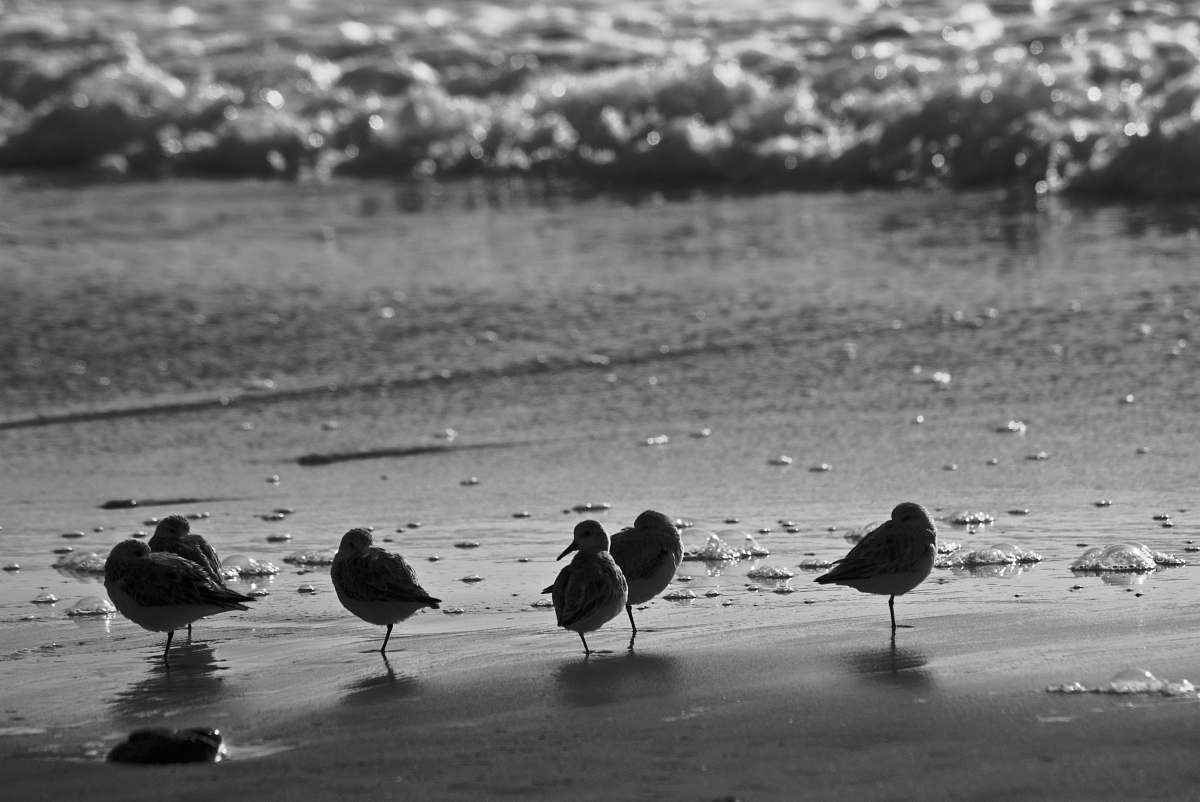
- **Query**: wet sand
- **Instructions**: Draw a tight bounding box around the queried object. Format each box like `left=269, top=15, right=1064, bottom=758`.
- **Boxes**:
left=2, top=182, right=1199, bottom=799
left=5, top=601, right=1200, bottom=800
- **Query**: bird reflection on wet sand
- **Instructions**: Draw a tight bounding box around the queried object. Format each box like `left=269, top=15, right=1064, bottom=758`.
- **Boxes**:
left=340, top=656, right=422, bottom=707
left=842, top=641, right=934, bottom=692
left=110, top=643, right=227, bottom=721
left=554, top=652, right=678, bottom=709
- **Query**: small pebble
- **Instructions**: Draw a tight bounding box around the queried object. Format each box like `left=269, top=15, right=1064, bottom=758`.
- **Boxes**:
left=460, top=477, right=480, bottom=486
left=943, top=464, right=958, bottom=471
left=266, top=475, right=280, bottom=484
left=260, top=513, right=286, bottom=521
left=1120, top=394, right=1136, bottom=404
left=809, top=463, right=832, bottom=472
left=691, top=427, right=713, bottom=438
left=297, top=584, right=316, bottom=594
left=248, top=589, right=270, bottom=598
left=274, top=507, right=295, bottom=515
left=32, top=592, right=59, bottom=604
left=725, top=517, right=740, bottom=524
left=442, top=608, right=466, bottom=615
left=1136, top=446, right=1150, bottom=454
left=768, top=456, right=793, bottom=466
left=512, top=511, right=531, bottom=519
left=643, top=434, right=670, bottom=446
left=454, top=541, right=480, bottom=549
left=1008, top=508, right=1030, bottom=516
left=1094, top=499, right=1113, bottom=507
left=2, top=563, right=19, bottom=571
left=986, top=457, right=999, bottom=466
left=1026, top=451, right=1049, bottom=461
left=517, top=557, right=531, bottom=563
left=427, top=555, right=441, bottom=562
left=460, top=575, right=484, bottom=583
left=405, top=522, right=422, bottom=529
left=266, top=533, right=292, bottom=542
left=912, top=415, right=925, bottom=424
left=52, top=547, right=73, bottom=555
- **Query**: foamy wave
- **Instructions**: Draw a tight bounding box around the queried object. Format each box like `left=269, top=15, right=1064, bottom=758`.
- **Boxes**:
left=2, top=1, right=1199, bottom=195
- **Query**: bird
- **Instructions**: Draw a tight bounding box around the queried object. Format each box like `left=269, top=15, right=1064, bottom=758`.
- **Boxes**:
left=104, top=540, right=254, bottom=661
left=608, top=509, right=682, bottom=647
left=148, top=515, right=225, bottom=637
left=330, top=528, right=441, bottom=654
left=543, top=520, right=629, bottom=655
left=813, top=501, right=938, bottom=632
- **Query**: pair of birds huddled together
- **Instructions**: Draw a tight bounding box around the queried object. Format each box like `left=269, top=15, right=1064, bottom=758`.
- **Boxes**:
left=103, top=502, right=938, bottom=661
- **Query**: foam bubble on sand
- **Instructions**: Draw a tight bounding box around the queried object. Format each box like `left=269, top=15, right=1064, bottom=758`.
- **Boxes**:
left=281, top=549, right=334, bottom=566
left=937, top=543, right=1043, bottom=568
left=1047, top=668, right=1196, bottom=697
left=53, top=551, right=106, bottom=575
left=223, top=554, right=282, bottom=576
left=746, top=565, right=794, bottom=580
left=682, top=530, right=768, bottom=562
left=948, top=511, right=996, bottom=526
left=1070, top=543, right=1185, bottom=572
left=65, top=596, right=116, bottom=616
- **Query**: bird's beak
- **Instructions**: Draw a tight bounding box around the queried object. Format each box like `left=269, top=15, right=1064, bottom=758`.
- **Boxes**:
left=556, top=542, right=578, bottom=560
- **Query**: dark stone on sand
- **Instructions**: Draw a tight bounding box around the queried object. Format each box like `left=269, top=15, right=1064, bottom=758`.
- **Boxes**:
left=107, top=727, right=224, bottom=764
left=100, top=499, right=139, bottom=509
left=100, top=497, right=222, bottom=510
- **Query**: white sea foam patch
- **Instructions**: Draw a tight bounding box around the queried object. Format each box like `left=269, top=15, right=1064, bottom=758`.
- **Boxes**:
left=1047, top=668, right=1196, bottom=697
left=936, top=543, right=1044, bottom=569
left=682, top=530, right=768, bottom=562
left=281, top=548, right=336, bottom=566
left=65, top=596, right=116, bottom=616
left=52, top=551, right=106, bottom=575
left=221, top=554, right=281, bottom=577
left=1070, top=543, right=1185, bottom=572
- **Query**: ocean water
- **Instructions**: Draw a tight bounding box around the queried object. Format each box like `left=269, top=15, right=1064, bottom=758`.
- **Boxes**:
left=3, top=0, right=1200, bottom=194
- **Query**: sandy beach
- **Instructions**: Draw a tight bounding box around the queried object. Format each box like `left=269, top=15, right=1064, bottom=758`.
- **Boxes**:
left=1, top=175, right=1199, bottom=800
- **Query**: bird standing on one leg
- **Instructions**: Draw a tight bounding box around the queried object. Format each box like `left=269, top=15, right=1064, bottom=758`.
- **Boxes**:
left=544, top=520, right=628, bottom=656
left=814, top=501, right=937, bottom=633
left=104, top=540, right=254, bottom=661
left=331, top=528, right=441, bottom=654
left=148, top=514, right=226, bottom=638
left=608, top=509, right=682, bottom=649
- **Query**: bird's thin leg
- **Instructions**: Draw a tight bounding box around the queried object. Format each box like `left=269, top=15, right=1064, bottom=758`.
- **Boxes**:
left=579, top=632, right=591, bottom=655
left=625, top=604, right=637, bottom=634
left=891, top=595, right=915, bottom=629
left=380, top=624, right=394, bottom=654
left=163, top=630, right=175, bottom=661
left=187, top=623, right=193, bottom=641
